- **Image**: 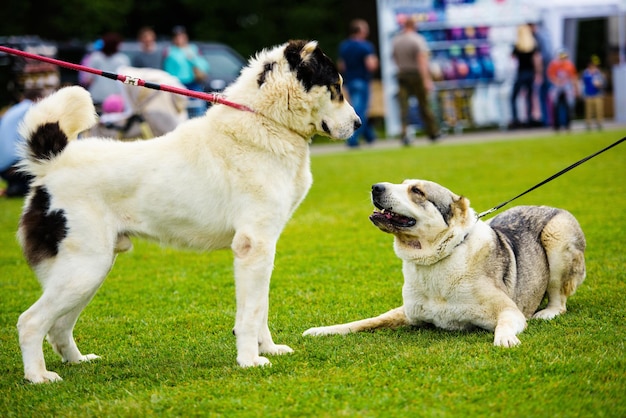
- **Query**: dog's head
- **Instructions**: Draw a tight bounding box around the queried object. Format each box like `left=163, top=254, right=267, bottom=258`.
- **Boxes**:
left=369, top=180, right=475, bottom=263
left=226, top=40, right=361, bottom=140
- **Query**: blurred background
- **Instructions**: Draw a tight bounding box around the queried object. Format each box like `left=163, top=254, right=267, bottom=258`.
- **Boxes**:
left=1, top=0, right=625, bottom=136
left=0, top=0, right=364, bottom=103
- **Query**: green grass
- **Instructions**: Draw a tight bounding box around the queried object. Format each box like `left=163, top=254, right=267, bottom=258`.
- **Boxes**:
left=1, top=130, right=625, bottom=417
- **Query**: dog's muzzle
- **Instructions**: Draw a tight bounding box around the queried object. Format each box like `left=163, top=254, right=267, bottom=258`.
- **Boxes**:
left=371, top=183, right=387, bottom=210
left=370, top=183, right=417, bottom=228
left=354, top=118, right=362, bottom=131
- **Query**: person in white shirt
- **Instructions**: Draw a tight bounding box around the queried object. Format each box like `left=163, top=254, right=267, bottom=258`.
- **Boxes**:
left=84, top=32, right=130, bottom=111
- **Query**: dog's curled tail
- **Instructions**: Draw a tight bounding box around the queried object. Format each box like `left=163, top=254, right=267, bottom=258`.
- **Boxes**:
left=18, top=86, right=97, bottom=176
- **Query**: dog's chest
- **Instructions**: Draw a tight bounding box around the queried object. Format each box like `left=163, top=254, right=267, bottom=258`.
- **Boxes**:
left=402, top=266, right=477, bottom=331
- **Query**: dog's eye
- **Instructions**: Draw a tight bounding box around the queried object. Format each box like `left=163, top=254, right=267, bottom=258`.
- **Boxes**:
left=411, top=186, right=424, bottom=196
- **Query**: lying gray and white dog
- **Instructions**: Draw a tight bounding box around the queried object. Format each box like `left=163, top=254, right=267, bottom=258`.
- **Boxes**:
left=305, top=179, right=586, bottom=347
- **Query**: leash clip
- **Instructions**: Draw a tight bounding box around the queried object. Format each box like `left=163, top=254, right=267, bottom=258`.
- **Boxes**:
left=209, top=93, right=225, bottom=105
left=123, top=76, right=140, bottom=86
left=476, top=207, right=496, bottom=220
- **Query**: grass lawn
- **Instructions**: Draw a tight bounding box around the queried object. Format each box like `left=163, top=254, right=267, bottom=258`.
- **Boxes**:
left=1, top=129, right=625, bottom=417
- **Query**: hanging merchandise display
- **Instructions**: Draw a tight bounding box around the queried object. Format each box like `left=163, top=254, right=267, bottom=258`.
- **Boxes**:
left=376, top=0, right=539, bottom=136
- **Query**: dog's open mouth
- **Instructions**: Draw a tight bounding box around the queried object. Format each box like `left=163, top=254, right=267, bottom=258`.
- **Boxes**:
left=370, top=209, right=416, bottom=228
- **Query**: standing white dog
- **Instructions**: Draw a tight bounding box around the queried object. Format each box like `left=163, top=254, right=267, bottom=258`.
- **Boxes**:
left=16, top=40, right=360, bottom=383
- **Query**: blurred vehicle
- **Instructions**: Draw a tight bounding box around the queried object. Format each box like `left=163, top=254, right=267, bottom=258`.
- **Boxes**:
left=119, top=41, right=246, bottom=93
left=196, top=42, right=246, bottom=92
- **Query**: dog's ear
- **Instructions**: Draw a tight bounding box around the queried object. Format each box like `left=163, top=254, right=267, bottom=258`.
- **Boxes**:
left=284, top=40, right=338, bottom=92
left=451, top=196, right=471, bottom=224
left=285, top=40, right=309, bottom=70
left=299, top=41, right=318, bottom=62
left=285, top=40, right=319, bottom=69
left=257, top=61, right=276, bottom=87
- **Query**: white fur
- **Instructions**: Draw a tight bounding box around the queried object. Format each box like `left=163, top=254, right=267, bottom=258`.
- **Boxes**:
left=16, top=41, right=359, bottom=383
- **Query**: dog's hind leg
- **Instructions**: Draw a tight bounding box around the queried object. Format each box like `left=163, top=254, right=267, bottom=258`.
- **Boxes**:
left=18, top=254, right=114, bottom=383
left=303, top=306, right=410, bottom=336
left=46, top=295, right=101, bottom=364
left=534, top=212, right=586, bottom=320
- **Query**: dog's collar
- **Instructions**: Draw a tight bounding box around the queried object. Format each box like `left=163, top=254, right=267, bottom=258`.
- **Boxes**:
left=455, top=231, right=471, bottom=249
left=409, top=229, right=471, bottom=266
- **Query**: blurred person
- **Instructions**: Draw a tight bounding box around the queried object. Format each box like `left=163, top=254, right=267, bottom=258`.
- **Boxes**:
left=85, top=32, right=131, bottom=110
left=78, top=39, right=103, bottom=87
left=392, top=16, right=439, bottom=145
left=509, top=24, right=542, bottom=129
left=0, top=89, right=43, bottom=197
left=529, top=21, right=552, bottom=126
left=163, top=25, right=210, bottom=118
left=547, top=48, right=579, bottom=132
left=581, top=55, right=605, bottom=131
left=132, top=26, right=163, bottom=69
left=338, top=18, right=378, bottom=148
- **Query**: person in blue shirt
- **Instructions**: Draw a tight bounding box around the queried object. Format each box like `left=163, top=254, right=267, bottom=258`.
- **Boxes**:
left=164, top=26, right=210, bottom=118
left=338, top=19, right=379, bottom=148
left=581, top=55, right=605, bottom=131
left=0, top=89, right=42, bottom=197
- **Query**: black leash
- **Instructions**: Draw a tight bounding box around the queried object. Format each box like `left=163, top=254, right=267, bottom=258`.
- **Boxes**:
left=476, top=136, right=626, bottom=219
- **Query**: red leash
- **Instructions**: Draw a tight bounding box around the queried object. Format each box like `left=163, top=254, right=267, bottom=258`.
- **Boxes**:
left=0, top=45, right=255, bottom=113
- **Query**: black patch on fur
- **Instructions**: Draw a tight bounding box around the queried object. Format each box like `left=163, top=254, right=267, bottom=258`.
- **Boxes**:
left=27, top=122, right=68, bottom=161
left=20, top=186, right=68, bottom=266
left=257, top=61, right=276, bottom=87
left=321, top=121, right=331, bottom=135
left=284, top=40, right=340, bottom=92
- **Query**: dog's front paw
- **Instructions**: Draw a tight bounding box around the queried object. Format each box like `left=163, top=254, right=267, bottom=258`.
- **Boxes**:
left=259, top=343, right=293, bottom=356
left=303, top=327, right=324, bottom=336
left=494, top=308, right=525, bottom=347
left=63, top=353, right=101, bottom=364
left=303, top=326, right=345, bottom=336
left=493, top=334, right=521, bottom=348
left=25, top=370, right=63, bottom=384
left=237, top=355, right=272, bottom=368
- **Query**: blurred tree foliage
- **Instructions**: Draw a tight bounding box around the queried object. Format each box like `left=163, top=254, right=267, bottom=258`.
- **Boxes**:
left=1, top=0, right=354, bottom=59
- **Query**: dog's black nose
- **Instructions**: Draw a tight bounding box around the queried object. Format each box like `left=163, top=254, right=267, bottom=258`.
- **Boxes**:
left=372, top=183, right=385, bottom=196
left=354, top=118, right=362, bottom=131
